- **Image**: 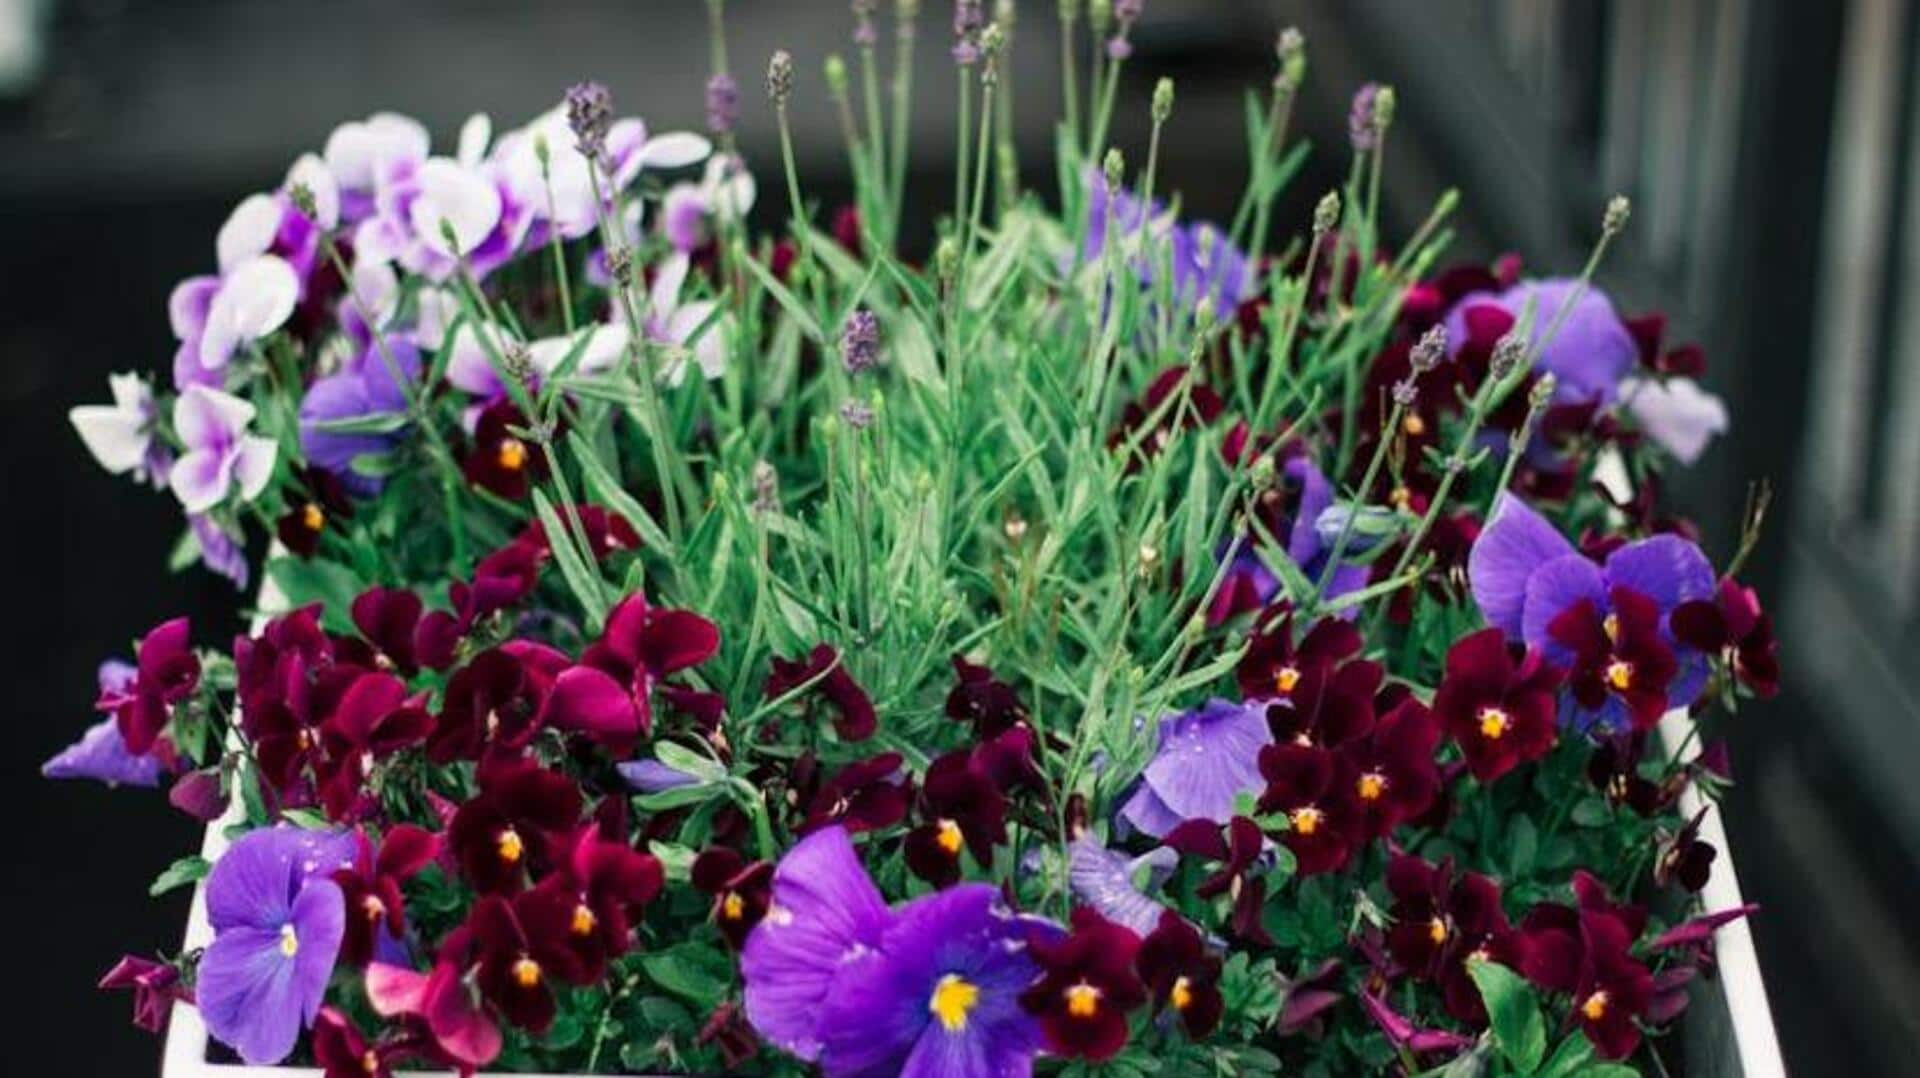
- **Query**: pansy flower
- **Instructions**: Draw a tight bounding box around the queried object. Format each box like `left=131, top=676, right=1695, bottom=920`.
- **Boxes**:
left=1619, top=375, right=1728, bottom=464
left=1654, top=807, right=1717, bottom=893
left=463, top=401, right=545, bottom=499
left=1235, top=609, right=1364, bottom=702
left=519, top=827, right=663, bottom=985
left=1135, top=910, right=1224, bottom=1040
left=797, top=752, right=913, bottom=835
left=1164, top=815, right=1271, bottom=945
left=692, top=847, right=774, bottom=949
left=904, top=751, right=1008, bottom=887
left=1256, top=743, right=1364, bottom=876
left=1432, top=628, right=1562, bottom=783
left=1546, top=585, right=1678, bottom=730
left=1383, top=854, right=1519, bottom=1027
left=311, top=1006, right=431, bottom=1078
left=1117, top=698, right=1270, bottom=839
left=332, top=823, right=437, bottom=968
left=765, top=644, right=876, bottom=742
left=45, top=661, right=168, bottom=788
left=467, top=894, right=559, bottom=1032
left=1067, top=832, right=1179, bottom=937
left=1443, top=278, right=1638, bottom=407
left=944, top=655, right=1028, bottom=738
left=1020, top=907, right=1147, bottom=1061
left=169, top=253, right=301, bottom=386
left=98, top=617, right=201, bottom=756
left=1339, top=693, right=1443, bottom=840
left=1108, top=365, right=1226, bottom=467
left=98, top=955, right=190, bottom=1034
left=298, top=339, right=420, bottom=497
left=1671, top=577, right=1780, bottom=699
left=197, top=827, right=354, bottom=1064
left=275, top=466, right=353, bottom=558
left=1585, top=732, right=1682, bottom=817
left=1518, top=873, right=1654, bottom=1060
left=315, top=670, right=432, bottom=820
left=447, top=758, right=583, bottom=893
left=169, top=385, right=279, bottom=514
left=364, top=942, right=502, bottom=1070
left=582, top=591, right=722, bottom=739
left=70, top=372, right=169, bottom=487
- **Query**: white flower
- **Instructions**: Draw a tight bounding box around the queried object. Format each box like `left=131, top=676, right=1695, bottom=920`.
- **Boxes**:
left=198, top=255, right=300, bottom=370
left=1620, top=377, right=1729, bottom=465
left=646, top=252, right=729, bottom=385
left=70, top=373, right=158, bottom=478
left=168, top=385, right=278, bottom=513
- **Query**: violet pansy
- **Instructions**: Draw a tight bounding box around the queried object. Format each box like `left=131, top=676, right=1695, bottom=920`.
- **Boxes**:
left=168, top=385, right=277, bottom=514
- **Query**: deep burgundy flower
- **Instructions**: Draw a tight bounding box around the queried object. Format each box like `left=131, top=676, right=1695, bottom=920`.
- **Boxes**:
left=1383, top=854, right=1518, bottom=1026
left=311, top=1007, right=393, bottom=1078
left=275, top=466, right=352, bottom=558
left=944, top=655, right=1028, bottom=738
left=519, top=827, right=664, bottom=984
left=463, top=401, right=546, bottom=499
left=1256, top=743, right=1364, bottom=876
left=1020, top=907, right=1148, bottom=1061
left=1433, top=628, right=1562, bottom=783
left=697, top=999, right=761, bottom=1070
left=1164, top=815, right=1270, bottom=946
left=247, top=655, right=363, bottom=798
left=691, top=848, right=773, bottom=949
left=1585, top=732, right=1682, bottom=817
left=332, top=824, right=438, bottom=967
left=98, top=617, right=201, bottom=756
left=1671, top=577, right=1780, bottom=699
left=1277, top=958, right=1345, bottom=1035
left=582, top=592, right=721, bottom=739
left=1547, top=586, right=1678, bottom=730
left=317, top=671, right=432, bottom=820
left=512, top=504, right=642, bottom=563
left=1360, top=989, right=1475, bottom=1057
left=1519, top=874, right=1654, bottom=1060
left=448, top=758, right=584, bottom=893
left=764, top=644, right=876, bottom=742
left=98, top=954, right=189, bottom=1034
left=796, top=752, right=911, bottom=835
left=1234, top=609, right=1363, bottom=703
left=468, top=894, right=558, bottom=1032
left=1654, top=807, right=1717, bottom=893
left=1339, top=694, right=1442, bottom=841
left=903, top=751, right=1008, bottom=887
left=233, top=605, right=335, bottom=706
left=1135, top=910, right=1223, bottom=1040
left=365, top=940, right=502, bottom=1069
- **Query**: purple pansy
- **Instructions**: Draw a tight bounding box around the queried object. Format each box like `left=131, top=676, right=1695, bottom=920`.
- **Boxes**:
left=1211, top=454, right=1370, bottom=624
left=190, top=514, right=250, bottom=591
left=1443, top=278, right=1637, bottom=406
left=298, top=338, right=421, bottom=495
left=323, top=112, right=432, bottom=226
left=196, top=827, right=355, bottom=1064
left=169, top=385, right=277, bottom=514
left=169, top=254, right=301, bottom=389
left=616, top=757, right=702, bottom=794
left=814, top=884, right=1048, bottom=1078
left=1469, top=493, right=1715, bottom=731
left=1067, top=832, right=1179, bottom=936
left=1117, top=698, right=1271, bottom=839
left=1083, top=170, right=1249, bottom=320
left=43, top=661, right=166, bottom=787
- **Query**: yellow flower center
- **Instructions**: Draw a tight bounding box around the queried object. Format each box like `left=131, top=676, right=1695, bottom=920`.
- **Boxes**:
left=1357, top=771, right=1388, bottom=801
left=361, top=1049, right=380, bottom=1074
left=496, top=827, right=524, bottom=865
left=1402, top=413, right=1427, bottom=437
left=1274, top=665, right=1302, bottom=694
left=301, top=502, right=326, bottom=533
left=935, top=818, right=965, bottom=856
left=1606, top=659, right=1634, bottom=691
left=1291, top=805, right=1324, bottom=836
left=1428, top=917, right=1448, bottom=945
left=497, top=437, right=529, bottom=472
left=361, top=894, right=386, bottom=921
left=1170, top=975, right=1194, bottom=1012
left=721, top=891, right=746, bottom=921
left=1581, top=990, right=1610, bottom=1022
left=278, top=924, right=299, bottom=958
left=512, top=956, right=542, bottom=989
left=1603, top=613, right=1621, bottom=644
left=1389, top=486, right=1412, bottom=509
left=1064, top=981, right=1103, bottom=1019
left=571, top=902, right=597, bottom=937
left=929, top=973, right=980, bottom=1033
left=1478, top=707, right=1511, bottom=740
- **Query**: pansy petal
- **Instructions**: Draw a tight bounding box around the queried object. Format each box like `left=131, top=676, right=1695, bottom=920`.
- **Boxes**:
left=197, top=926, right=306, bottom=1064
left=174, top=385, right=257, bottom=449
left=217, top=194, right=284, bottom=273
left=233, top=435, right=279, bottom=502
left=411, top=159, right=503, bottom=257
left=1471, top=493, right=1578, bottom=636
left=169, top=276, right=221, bottom=341
left=1520, top=554, right=1607, bottom=654
left=637, top=131, right=714, bottom=170
left=1604, top=535, right=1716, bottom=614
left=70, top=405, right=150, bottom=474
left=170, top=448, right=234, bottom=514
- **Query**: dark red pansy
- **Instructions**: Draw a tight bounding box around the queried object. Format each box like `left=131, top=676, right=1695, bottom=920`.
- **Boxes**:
left=1260, top=653, right=1383, bottom=751
left=1654, top=807, right=1717, bottom=893
left=512, top=504, right=642, bottom=563
left=1136, top=910, right=1223, bottom=1040
left=333, top=824, right=439, bottom=967
left=796, top=752, right=911, bottom=835
left=428, top=646, right=554, bottom=763
left=1548, top=586, right=1677, bottom=730
left=317, top=671, right=432, bottom=820
left=944, top=655, right=1028, bottom=738
left=1019, top=907, right=1149, bottom=1061
left=311, top=1007, right=405, bottom=1078
left=1518, top=876, right=1654, bottom=1060
left=248, top=655, right=363, bottom=798
left=519, top=827, right=664, bottom=985
left=463, top=401, right=546, bottom=500
left=275, top=466, right=352, bottom=559
left=1433, top=628, right=1562, bottom=783
left=582, top=592, right=721, bottom=739
left=1234, top=608, right=1363, bottom=703
left=764, top=644, right=876, bottom=742
left=1672, top=577, right=1779, bottom=699
left=468, top=895, right=558, bottom=1032
left=1382, top=854, right=1518, bottom=1026
left=1256, top=743, right=1364, bottom=876
left=1339, top=695, right=1442, bottom=840
left=98, top=954, right=189, bottom=1034
left=1109, top=365, right=1225, bottom=467
left=538, top=663, right=642, bottom=755
left=448, top=758, right=583, bottom=894
left=903, top=751, right=1008, bottom=887
left=1162, top=816, right=1273, bottom=945
left=691, top=848, right=774, bottom=949
left=99, top=617, right=202, bottom=756
left=1277, top=959, right=1345, bottom=1035
left=697, top=999, right=761, bottom=1069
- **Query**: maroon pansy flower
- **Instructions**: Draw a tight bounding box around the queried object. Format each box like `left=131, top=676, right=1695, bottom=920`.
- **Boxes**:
left=1256, top=743, right=1364, bottom=876
left=247, top=655, right=363, bottom=798
left=99, top=617, right=201, bottom=756
left=1383, top=854, right=1520, bottom=1026
left=903, top=751, right=1008, bottom=887
left=691, top=847, right=773, bottom=949
left=467, top=895, right=558, bottom=1032
left=1518, top=875, right=1654, bottom=1060
left=764, top=644, right=876, bottom=742
left=1433, top=628, right=1562, bottom=783
left=944, top=655, right=1028, bottom=738
left=427, top=644, right=566, bottom=763
left=332, top=823, right=438, bottom=967
left=696, top=999, right=761, bottom=1070
left=1136, top=910, right=1223, bottom=1040
left=448, top=758, right=584, bottom=894
left=317, top=671, right=432, bottom=820
left=1165, top=814, right=1270, bottom=945
left=275, top=466, right=352, bottom=558
left=1234, top=609, right=1363, bottom=704
left=1547, top=585, right=1678, bottom=731
left=1339, top=693, right=1442, bottom=840
left=1586, top=732, right=1682, bottom=816
left=796, top=752, right=911, bottom=835
left=1672, top=577, right=1780, bottom=699
left=463, top=401, right=546, bottom=499
left=582, top=592, right=721, bottom=739
left=1654, top=807, right=1716, bottom=893
left=98, top=954, right=190, bottom=1034
left=1020, top=907, right=1149, bottom=1061
left=519, top=827, right=664, bottom=984
left=1109, top=365, right=1225, bottom=466
left=311, top=1007, right=396, bottom=1078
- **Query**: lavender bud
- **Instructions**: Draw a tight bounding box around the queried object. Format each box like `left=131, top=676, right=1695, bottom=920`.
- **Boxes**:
left=287, top=183, right=319, bottom=222
left=1275, top=28, right=1306, bottom=93
left=767, top=50, right=795, bottom=105
left=605, top=246, right=634, bottom=287
left=1115, top=0, right=1143, bottom=24
left=1372, top=85, right=1396, bottom=135
left=705, top=73, right=739, bottom=136
left=751, top=459, right=779, bottom=513
left=852, top=0, right=879, bottom=46
left=564, top=81, right=614, bottom=160
left=1490, top=330, right=1527, bottom=381
left=980, top=23, right=1006, bottom=83
left=825, top=54, right=850, bottom=98
left=839, top=399, right=875, bottom=429
left=1348, top=82, right=1380, bottom=152
left=1410, top=324, right=1447, bottom=371
left=1391, top=379, right=1420, bottom=408
left=1313, top=190, right=1341, bottom=234
left=1529, top=373, right=1558, bottom=410
left=1107, top=36, right=1133, bottom=61
left=935, top=236, right=960, bottom=282
left=952, top=0, right=985, bottom=65
left=1603, top=194, right=1632, bottom=237
left=841, top=307, right=881, bottom=374
left=502, top=342, right=537, bottom=390
left=1152, top=77, right=1175, bottom=123
left=1102, top=147, right=1125, bottom=191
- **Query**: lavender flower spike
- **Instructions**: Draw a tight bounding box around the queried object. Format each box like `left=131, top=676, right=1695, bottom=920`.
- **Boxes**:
left=841, top=307, right=881, bottom=374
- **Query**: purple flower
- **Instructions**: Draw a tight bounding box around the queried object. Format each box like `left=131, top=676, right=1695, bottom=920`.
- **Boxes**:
left=323, top=113, right=431, bottom=225
left=43, top=661, right=165, bottom=787
left=1621, top=376, right=1728, bottom=464
left=841, top=307, right=881, bottom=374
left=353, top=156, right=522, bottom=282
left=741, top=827, right=892, bottom=1061
left=814, top=884, right=1047, bottom=1078
left=169, top=385, right=277, bottom=514
left=1117, top=699, right=1271, bottom=838
left=616, top=757, right=702, bottom=793
left=1469, top=494, right=1715, bottom=731
left=190, top=514, right=250, bottom=591
left=70, top=373, right=170, bottom=488
left=298, top=339, right=421, bottom=495
left=1210, top=454, right=1369, bottom=625
left=1444, top=279, right=1638, bottom=406
left=706, top=73, right=741, bottom=136
left=169, top=255, right=300, bottom=387
left=564, top=81, right=615, bottom=160
left=1083, top=172, right=1249, bottom=320
left=196, top=827, right=355, bottom=1064
left=1068, top=833, right=1178, bottom=936
left=1348, top=83, right=1381, bottom=151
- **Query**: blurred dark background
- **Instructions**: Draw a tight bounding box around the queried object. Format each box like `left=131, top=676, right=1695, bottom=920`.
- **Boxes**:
left=3, top=0, right=1912, bottom=1073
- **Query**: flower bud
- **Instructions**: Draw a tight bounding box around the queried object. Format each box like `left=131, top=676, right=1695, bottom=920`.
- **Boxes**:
left=1152, top=77, right=1175, bottom=124
left=1529, top=372, right=1558, bottom=410
left=706, top=72, right=740, bottom=136
left=1313, top=190, right=1341, bottom=234
left=839, top=399, right=875, bottom=429
left=1372, top=85, right=1396, bottom=135
left=767, top=50, right=795, bottom=105
left=1490, top=330, right=1527, bottom=381
left=564, top=81, right=614, bottom=160
left=1603, top=194, right=1632, bottom=237
left=1276, top=27, right=1306, bottom=89
left=825, top=54, right=850, bottom=98
left=1102, top=147, right=1125, bottom=190
left=1410, top=324, right=1447, bottom=371
left=840, top=307, right=881, bottom=374
left=935, top=236, right=960, bottom=282
left=1088, top=0, right=1112, bottom=33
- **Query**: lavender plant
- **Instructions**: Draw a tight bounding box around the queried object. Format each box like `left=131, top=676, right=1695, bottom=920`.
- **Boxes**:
left=60, top=3, right=1765, bottom=1075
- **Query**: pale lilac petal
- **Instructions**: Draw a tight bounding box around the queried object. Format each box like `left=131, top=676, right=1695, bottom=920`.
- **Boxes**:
left=169, top=276, right=221, bottom=341
left=1622, top=376, right=1727, bottom=465
left=443, top=323, right=511, bottom=398
left=174, top=385, right=255, bottom=450
left=232, top=435, right=278, bottom=502
left=1138, top=699, right=1272, bottom=831
left=650, top=251, right=691, bottom=318
left=42, top=717, right=164, bottom=787
left=324, top=112, right=430, bottom=195
left=170, top=448, right=234, bottom=513
left=616, top=759, right=700, bottom=793
left=1068, top=834, right=1176, bottom=936
left=456, top=112, right=493, bottom=167
left=1470, top=493, right=1578, bottom=637
left=411, top=159, right=503, bottom=257
left=217, top=194, right=284, bottom=273
left=637, top=132, right=713, bottom=171
left=661, top=184, right=707, bottom=252
left=200, top=256, right=299, bottom=368
left=70, top=404, right=150, bottom=474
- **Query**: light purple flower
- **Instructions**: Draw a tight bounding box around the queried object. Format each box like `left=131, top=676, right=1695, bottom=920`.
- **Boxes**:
left=741, top=826, right=892, bottom=1061
left=70, top=372, right=170, bottom=488
left=1621, top=376, right=1728, bottom=465
left=170, top=254, right=301, bottom=383
left=616, top=758, right=701, bottom=793
left=189, top=514, right=249, bottom=591
left=169, top=385, right=276, bottom=514
left=494, top=103, right=710, bottom=245
left=646, top=252, right=729, bottom=385
left=197, top=827, right=354, bottom=1064
left=815, top=884, right=1047, bottom=1078
left=1444, top=279, right=1638, bottom=406
left=354, top=156, right=525, bottom=282
left=1083, top=171, right=1249, bottom=327
left=661, top=154, right=757, bottom=254
left=323, top=112, right=431, bottom=225
left=1117, top=698, right=1271, bottom=839
left=298, top=339, right=421, bottom=494
left=43, top=661, right=165, bottom=787
left=1068, top=832, right=1178, bottom=936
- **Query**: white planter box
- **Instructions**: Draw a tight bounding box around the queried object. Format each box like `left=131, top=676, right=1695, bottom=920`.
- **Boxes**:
left=156, top=708, right=1784, bottom=1076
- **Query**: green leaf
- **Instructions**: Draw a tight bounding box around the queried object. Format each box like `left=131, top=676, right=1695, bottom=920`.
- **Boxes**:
left=303, top=411, right=411, bottom=435
left=531, top=488, right=610, bottom=629
left=1468, top=960, right=1547, bottom=1074
left=652, top=741, right=729, bottom=784
left=639, top=944, right=731, bottom=1008
left=1570, top=797, right=1612, bottom=828
left=279, top=807, right=332, bottom=830
left=266, top=557, right=366, bottom=632
left=565, top=430, right=673, bottom=556
left=736, top=247, right=824, bottom=342
left=150, top=855, right=211, bottom=897
left=636, top=784, right=723, bottom=812
left=1534, top=1032, right=1597, bottom=1078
